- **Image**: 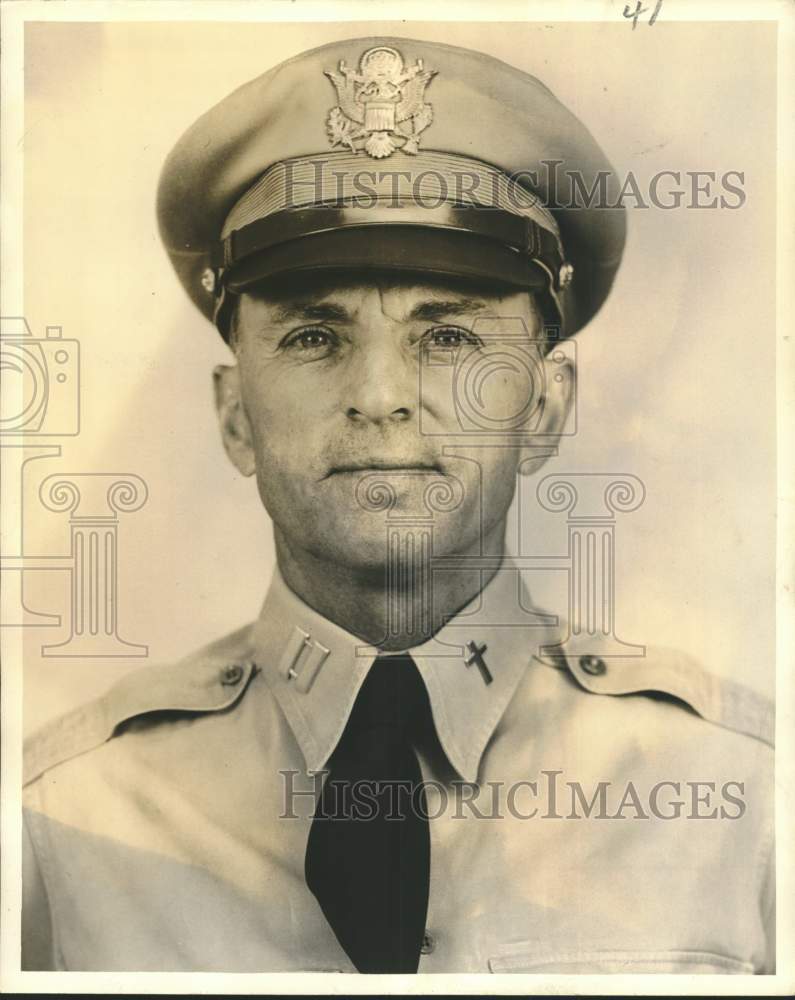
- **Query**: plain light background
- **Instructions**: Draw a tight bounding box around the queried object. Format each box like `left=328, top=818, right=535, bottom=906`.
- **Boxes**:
left=18, top=18, right=777, bottom=732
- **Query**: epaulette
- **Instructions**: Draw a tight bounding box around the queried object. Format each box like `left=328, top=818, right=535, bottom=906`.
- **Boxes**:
left=537, top=635, right=774, bottom=748
left=23, top=625, right=258, bottom=787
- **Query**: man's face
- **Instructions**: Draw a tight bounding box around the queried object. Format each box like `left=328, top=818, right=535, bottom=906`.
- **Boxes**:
left=214, top=273, right=572, bottom=572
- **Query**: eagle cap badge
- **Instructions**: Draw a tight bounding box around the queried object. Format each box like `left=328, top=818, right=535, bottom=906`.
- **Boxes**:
left=324, top=46, right=437, bottom=159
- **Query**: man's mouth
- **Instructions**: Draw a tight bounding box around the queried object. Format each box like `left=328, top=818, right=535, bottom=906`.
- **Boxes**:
left=325, top=461, right=443, bottom=477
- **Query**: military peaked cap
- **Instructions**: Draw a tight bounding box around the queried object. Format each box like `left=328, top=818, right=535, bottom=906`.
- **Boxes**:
left=157, top=36, right=626, bottom=338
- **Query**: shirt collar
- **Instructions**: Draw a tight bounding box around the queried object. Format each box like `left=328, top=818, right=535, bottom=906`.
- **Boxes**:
left=252, top=561, right=561, bottom=783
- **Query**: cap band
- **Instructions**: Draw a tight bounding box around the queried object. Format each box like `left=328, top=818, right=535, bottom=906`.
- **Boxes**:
left=221, top=150, right=561, bottom=240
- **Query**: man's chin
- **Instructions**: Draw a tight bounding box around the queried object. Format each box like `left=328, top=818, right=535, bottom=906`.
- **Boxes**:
left=295, top=515, right=483, bottom=575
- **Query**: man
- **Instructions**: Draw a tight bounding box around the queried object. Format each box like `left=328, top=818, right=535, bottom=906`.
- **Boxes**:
left=22, top=36, right=774, bottom=974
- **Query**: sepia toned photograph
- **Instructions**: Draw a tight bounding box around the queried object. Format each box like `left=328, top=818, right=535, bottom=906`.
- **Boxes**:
left=1, top=1, right=792, bottom=994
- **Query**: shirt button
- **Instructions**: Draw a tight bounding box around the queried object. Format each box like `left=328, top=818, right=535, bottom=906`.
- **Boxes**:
left=220, top=663, right=244, bottom=685
left=579, top=655, right=607, bottom=676
left=420, top=930, right=435, bottom=955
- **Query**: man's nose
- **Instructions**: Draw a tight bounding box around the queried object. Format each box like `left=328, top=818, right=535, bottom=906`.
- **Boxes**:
left=345, top=339, right=416, bottom=425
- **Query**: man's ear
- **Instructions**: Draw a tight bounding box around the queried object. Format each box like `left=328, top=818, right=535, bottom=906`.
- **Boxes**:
left=213, top=364, right=256, bottom=477
left=518, top=353, right=576, bottom=477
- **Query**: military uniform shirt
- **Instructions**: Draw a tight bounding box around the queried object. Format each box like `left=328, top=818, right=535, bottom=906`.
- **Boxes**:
left=22, top=563, right=775, bottom=973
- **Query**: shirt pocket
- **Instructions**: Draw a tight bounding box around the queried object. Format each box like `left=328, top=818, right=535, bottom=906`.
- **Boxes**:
left=488, top=948, right=755, bottom=974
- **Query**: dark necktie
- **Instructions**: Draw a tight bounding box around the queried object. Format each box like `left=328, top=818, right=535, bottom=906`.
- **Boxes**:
left=305, top=653, right=432, bottom=973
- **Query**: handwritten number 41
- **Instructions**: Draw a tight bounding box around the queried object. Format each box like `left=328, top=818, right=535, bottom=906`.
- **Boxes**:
left=623, top=0, right=663, bottom=28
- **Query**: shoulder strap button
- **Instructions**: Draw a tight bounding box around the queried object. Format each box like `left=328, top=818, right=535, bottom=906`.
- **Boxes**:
left=579, top=654, right=607, bottom=676
left=220, top=663, right=244, bottom=685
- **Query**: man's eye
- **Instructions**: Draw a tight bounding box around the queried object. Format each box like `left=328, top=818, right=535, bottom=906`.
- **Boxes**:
left=282, top=326, right=336, bottom=352
left=426, top=325, right=481, bottom=348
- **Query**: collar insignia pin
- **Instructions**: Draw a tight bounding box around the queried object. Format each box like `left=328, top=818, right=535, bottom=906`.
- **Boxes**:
left=465, top=640, right=493, bottom=686
left=325, top=46, right=437, bottom=159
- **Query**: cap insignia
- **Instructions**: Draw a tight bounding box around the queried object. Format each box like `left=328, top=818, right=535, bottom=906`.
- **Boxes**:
left=324, top=46, right=437, bottom=159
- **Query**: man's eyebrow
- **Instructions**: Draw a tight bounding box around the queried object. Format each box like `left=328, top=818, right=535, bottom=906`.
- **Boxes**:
left=271, top=302, right=352, bottom=324
left=269, top=296, right=492, bottom=325
left=408, top=298, right=491, bottom=322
